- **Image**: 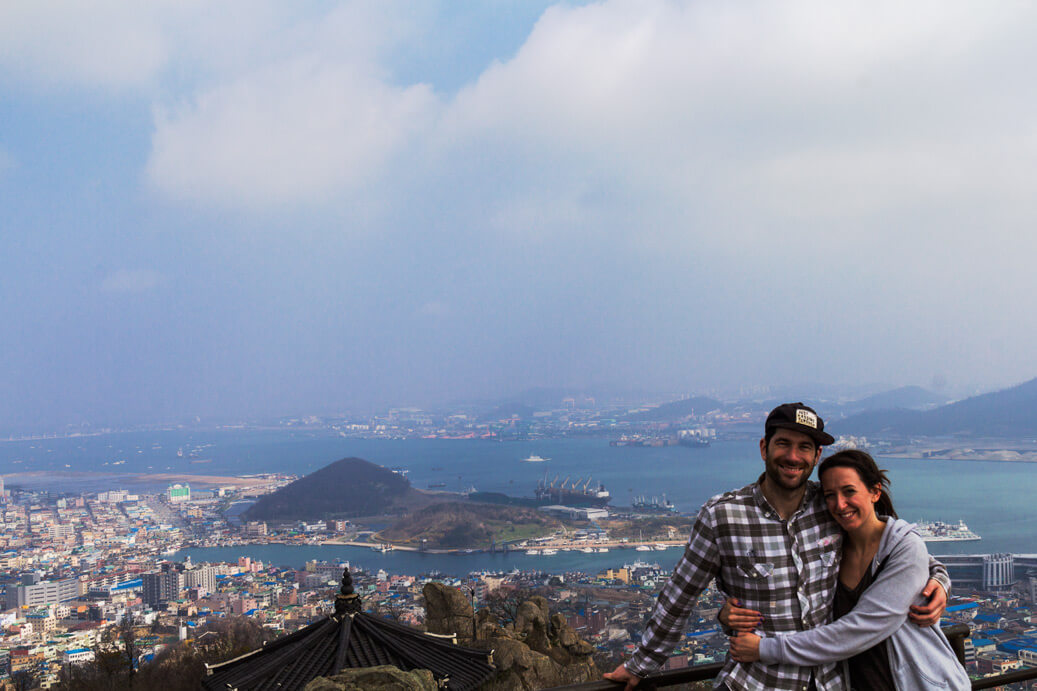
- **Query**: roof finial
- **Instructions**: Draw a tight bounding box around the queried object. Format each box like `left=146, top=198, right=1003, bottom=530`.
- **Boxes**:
left=334, top=565, right=362, bottom=617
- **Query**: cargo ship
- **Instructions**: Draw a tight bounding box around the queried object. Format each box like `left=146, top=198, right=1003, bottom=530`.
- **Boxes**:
left=915, top=519, right=981, bottom=542
left=535, top=474, right=611, bottom=507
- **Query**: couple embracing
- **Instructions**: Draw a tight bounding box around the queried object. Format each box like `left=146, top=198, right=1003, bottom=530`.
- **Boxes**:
left=604, top=403, right=969, bottom=691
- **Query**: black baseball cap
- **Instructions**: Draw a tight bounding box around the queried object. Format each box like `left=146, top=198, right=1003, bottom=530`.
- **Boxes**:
left=765, top=402, right=835, bottom=446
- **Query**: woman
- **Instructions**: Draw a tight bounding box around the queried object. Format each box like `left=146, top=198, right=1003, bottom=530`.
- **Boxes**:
left=727, top=449, right=969, bottom=690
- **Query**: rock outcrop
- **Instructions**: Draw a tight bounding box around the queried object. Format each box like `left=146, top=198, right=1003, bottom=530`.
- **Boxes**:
left=423, top=582, right=476, bottom=642
left=303, top=665, right=437, bottom=691
left=422, top=583, right=598, bottom=690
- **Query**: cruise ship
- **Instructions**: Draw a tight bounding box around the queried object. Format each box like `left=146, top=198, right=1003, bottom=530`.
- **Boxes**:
left=915, top=519, right=981, bottom=542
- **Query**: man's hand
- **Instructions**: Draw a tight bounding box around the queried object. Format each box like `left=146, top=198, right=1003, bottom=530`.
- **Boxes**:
left=909, top=578, right=947, bottom=627
left=719, top=597, right=763, bottom=632
left=603, top=663, right=641, bottom=690
left=728, top=631, right=762, bottom=663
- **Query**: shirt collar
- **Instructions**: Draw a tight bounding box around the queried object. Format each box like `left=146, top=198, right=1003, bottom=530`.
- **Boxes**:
left=754, top=473, right=819, bottom=520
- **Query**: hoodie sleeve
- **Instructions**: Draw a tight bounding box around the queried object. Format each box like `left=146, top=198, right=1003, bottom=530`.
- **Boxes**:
left=758, top=532, right=929, bottom=666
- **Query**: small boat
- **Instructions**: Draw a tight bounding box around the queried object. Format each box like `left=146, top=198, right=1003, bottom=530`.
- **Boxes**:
left=636, top=545, right=652, bottom=552
left=580, top=547, right=595, bottom=554
left=526, top=550, right=540, bottom=556
left=655, top=543, right=668, bottom=551
left=596, top=547, right=609, bottom=553
left=522, top=455, right=550, bottom=463
left=541, top=548, right=558, bottom=556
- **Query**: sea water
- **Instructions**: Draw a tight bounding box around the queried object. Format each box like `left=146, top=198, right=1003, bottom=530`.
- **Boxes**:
left=1, top=429, right=1033, bottom=571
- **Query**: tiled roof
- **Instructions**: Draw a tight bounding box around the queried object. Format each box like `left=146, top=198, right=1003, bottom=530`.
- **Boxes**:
left=201, top=611, right=494, bottom=691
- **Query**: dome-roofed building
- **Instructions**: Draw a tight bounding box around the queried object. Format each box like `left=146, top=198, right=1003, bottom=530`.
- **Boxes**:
left=202, top=567, right=495, bottom=691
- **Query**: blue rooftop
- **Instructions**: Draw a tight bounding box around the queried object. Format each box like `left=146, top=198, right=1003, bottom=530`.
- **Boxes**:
left=686, top=628, right=720, bottom=638
left=997, top=638, right=1037, bottom=654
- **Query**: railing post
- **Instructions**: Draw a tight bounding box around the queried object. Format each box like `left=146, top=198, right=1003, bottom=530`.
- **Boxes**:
left=941, top=623, right=970, bottom=666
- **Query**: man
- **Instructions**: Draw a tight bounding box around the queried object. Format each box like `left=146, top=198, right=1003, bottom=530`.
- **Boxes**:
left=604, top=402, right=948, bottom=691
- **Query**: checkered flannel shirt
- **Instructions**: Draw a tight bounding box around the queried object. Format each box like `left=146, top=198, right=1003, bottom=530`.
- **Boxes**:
left=626, top=478, right=951, bottom=690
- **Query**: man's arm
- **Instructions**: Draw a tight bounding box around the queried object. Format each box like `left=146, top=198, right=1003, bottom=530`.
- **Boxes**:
left=911, top=555, right=950, bottom=627
left=622, top=509, right=721, bottom=677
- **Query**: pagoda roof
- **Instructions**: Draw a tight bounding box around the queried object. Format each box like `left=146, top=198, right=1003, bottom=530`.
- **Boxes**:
left=202, top=567, right=493, bottom=691
left=202, top=611, right=493, bottom=690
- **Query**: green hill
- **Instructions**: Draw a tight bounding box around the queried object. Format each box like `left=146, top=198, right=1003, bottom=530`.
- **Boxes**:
left=243, top=457, right=419, bottom=522
left=378, top=502, right=560, bottom=550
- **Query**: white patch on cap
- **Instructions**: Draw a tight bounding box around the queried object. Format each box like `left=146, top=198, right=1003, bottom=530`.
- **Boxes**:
left=796, top=409, right=818, bottom=429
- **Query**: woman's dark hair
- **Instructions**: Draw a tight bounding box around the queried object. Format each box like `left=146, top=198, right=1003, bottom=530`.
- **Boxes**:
left=818, top=449, right=897, bottom=518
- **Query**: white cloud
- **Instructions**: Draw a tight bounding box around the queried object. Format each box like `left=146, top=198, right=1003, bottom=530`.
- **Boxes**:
left=100, top=269, right=164, bottom=294
left=0, top=1, right=416, bottom=91
left=0, top=1, right=179, bottom=89
left=147, top=57, right=438, bottom=206
left=436, top=0, right=1032, bottom=234
left=10, top=0, right=1037, bottom=249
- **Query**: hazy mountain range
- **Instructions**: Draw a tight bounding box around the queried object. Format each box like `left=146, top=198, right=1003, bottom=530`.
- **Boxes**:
left=831, top=377, right=1037, bottom=438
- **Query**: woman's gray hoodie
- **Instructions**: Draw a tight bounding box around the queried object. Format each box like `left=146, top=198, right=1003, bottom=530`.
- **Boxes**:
left=757, top=518, right=969, bottom=690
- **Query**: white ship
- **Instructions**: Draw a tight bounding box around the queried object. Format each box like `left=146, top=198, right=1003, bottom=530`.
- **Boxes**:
left=522, top=455, right=549, bottom=462
left=915, top=519, right=981, bottom=542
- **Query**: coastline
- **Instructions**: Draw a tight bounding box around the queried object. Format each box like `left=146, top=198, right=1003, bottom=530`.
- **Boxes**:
left=880, top=447, right=1037, bottom=463
left=321, top=536, right=688, bottom=554
left=1, top=470, right=272, bottom=488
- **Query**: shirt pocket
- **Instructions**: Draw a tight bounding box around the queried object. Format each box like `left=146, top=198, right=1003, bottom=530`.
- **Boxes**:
left=809, top=535, right=839, bottom=569
left=737, top=559, right=774, bottom=579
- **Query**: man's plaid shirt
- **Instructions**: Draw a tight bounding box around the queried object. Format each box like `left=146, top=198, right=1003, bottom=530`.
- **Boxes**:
left=626, top=477, right=948, bottom=691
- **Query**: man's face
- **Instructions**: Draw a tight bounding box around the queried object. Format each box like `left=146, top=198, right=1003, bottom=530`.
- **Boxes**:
left=760, top=428, right=821, bottom=492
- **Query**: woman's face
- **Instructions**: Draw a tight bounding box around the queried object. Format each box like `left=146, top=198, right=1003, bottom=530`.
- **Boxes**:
left=821, top=466, right=881, bottom=533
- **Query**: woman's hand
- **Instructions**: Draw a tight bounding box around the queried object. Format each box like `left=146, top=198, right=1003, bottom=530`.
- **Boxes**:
left=719, top=597, right=763, bottom=632
left=729, top=631, right=762, bottom=663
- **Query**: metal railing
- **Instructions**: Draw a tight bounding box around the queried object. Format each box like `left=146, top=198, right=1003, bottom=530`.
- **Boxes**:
left=550, top=623, right=1037, bottom=690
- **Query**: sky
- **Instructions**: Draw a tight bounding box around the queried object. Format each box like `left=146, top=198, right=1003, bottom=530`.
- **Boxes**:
left=2, top=0, right=1036, bottom=429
